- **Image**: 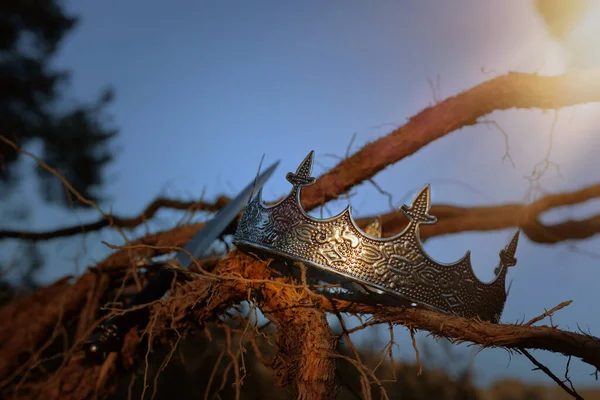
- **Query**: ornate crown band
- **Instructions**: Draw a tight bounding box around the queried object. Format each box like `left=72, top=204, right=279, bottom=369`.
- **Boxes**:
left=233, top=151, right=519, bottom=322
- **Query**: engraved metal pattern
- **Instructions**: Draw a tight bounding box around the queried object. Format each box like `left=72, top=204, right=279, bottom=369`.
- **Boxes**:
left=233, top=151, right=519, bottom=322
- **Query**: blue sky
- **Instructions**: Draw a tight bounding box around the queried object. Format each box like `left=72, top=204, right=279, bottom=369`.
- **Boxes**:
left=3, top=0, right=600, bottom=389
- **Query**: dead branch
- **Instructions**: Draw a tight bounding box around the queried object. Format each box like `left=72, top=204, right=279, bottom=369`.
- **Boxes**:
left=4, top=182, right=598, bottom=248
left=158, top=251, right=600, bottom=371
left=520, top=348, right=583, bottom=400
left=300, top=69, right=600, bottom=210
left=316, top=295, right=600, bottom=371
left=525, top=301, right=572, bottom=327
left=92, top=252, right=600, bottom=372
left=0, top=198, right=227, bottom=241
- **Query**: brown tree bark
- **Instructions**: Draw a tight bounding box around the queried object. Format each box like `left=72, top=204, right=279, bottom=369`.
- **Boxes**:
left=300, top=70, right=600, bottom=210
left=4, top=250, right=600, bottom=399
left=259, top=265, right=337, bottom=399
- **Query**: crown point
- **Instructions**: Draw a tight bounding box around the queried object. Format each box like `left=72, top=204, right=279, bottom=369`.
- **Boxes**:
left=286, top=151, right=316, bottom=187
left=400, top=185, right=437, bottom=225
left=509, top=230, right=520, bottom=250
left=500, top=230, right=520, bottom=268
left=464, top=250, right=472, bottom=263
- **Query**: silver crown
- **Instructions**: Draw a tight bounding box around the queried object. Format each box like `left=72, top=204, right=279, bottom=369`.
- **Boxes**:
left=233, top=151, right=519, bottom=322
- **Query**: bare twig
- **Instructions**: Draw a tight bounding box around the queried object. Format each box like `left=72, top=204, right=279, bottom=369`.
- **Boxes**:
left=479, top=119, right=516, bottom=167
left=520, top=348, right=583, bottom=400
left=0, top=136, right=128, bottom=244
left=409, top=328, right=423, bottom=376
left=525, top=301, right=572, bottom=326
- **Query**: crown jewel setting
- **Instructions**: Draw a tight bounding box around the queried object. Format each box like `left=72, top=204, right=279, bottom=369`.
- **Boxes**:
left=233, top=151, right=519, bottom=322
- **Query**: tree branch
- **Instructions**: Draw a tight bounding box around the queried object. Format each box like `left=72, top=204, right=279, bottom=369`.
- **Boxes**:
left=209, top=252, right=600, bottom=372
left=520, top=348, right=583, bottom=400
left=3, top=182, right=599, bottom=246
left=299, top=69, right=600, bottom=211
left=316, top=294, right=600, bottom=371
left=0, top=197, right=227, bottom=241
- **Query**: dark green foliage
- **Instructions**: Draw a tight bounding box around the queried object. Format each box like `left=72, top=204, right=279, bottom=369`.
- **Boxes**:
left=0, top=0, right=117, bottom=207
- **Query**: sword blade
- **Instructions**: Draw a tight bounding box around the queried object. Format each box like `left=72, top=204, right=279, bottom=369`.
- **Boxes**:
left=83, top=159, right=279, bottom=363
left=174, top=160, right=279, bottom=268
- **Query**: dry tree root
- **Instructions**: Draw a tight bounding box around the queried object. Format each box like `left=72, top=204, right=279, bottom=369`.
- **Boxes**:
left=257, top=265, right=337, bottom=399
left=0, top=270, right=117, bottom=400
left=2, top=248, right=600, bottom=400
left=0, top=273, right=99, bottom=384
left=15, top=252, right=252, bottom=400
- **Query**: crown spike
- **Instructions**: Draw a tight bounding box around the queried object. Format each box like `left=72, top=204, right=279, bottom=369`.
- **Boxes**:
left=494, top=230, right=520, bottom=276
left=286, top=151, right=316, bottom=187
left=400, top=185, right=437, bottom=225
left=364, top=218, right=382, bottom=238
left=500, top=230, right=520, bottom=268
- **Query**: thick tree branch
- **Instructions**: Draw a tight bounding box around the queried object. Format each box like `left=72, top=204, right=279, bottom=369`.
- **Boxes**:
left=316, top=295, right=600, bottom=371
left=300, top=69, right=600, bottom=210
left=200, top=253, right=600, bottom=371
left=105, top=251, right=600, bottom=372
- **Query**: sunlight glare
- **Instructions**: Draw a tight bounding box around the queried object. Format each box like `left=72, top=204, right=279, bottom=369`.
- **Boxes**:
left=564, top=1, right=600, bottom=68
